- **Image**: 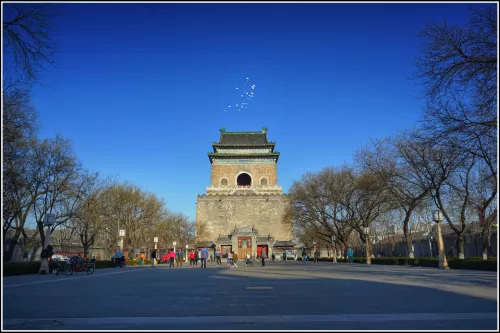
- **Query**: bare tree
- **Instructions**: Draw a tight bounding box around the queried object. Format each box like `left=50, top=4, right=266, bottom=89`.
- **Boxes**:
left=357, top=132, right=441, bottom=258
left=3, top=135, right=81, bottom=262
left=416, top=6, right=497, bottom=138
left=416, top=6, right=497, bottom=259
left=31, top=136, right=83, bottom=251
left=3, top=3, right=57, bottom=85
left=98, top=183, right=167, bottom=259
left=69, top=172, right=109, bottom=258
left=413, top=138, right=470, bottom=258
left=468, top=159, right=497, bottom=259
left=2, top=87, right=38, bottom=242
left=351, top=171, right=394, bottom=264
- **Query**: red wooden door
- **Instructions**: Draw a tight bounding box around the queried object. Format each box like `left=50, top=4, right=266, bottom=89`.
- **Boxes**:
left=257, top=245, right=268, bottom=258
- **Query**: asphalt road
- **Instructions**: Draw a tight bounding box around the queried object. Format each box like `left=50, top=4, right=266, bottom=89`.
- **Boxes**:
left=3, top=261, right=498, bottom=330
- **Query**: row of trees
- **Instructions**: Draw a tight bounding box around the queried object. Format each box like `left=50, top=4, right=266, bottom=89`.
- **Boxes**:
left=3, top=85, right=197, bottom=260
left=286, top=6, right=497, bottom=262
left=3, top=4, right=196, bottom=262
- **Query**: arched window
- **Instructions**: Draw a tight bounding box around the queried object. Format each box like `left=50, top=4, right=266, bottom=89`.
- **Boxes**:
left=237, top=173, right=252, bottom=187
left=221, top=178, right=228, bottom=186
left=260, top=177, right=268, bottom=186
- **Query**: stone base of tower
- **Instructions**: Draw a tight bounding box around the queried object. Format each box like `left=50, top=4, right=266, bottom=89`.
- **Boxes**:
left=195, top=193, right=292, bottom=252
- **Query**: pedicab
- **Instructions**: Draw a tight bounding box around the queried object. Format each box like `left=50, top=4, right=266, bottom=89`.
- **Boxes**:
left=49, top=257, right=67, bottom=276
left=65, top=256, right=95, bottom=275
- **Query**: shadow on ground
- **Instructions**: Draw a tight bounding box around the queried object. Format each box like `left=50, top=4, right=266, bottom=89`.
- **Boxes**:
left=2, top=262, right=497, bottom=330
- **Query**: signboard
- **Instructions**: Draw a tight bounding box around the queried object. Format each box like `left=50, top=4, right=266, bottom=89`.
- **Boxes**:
left=44, top=214, right=56, bottom=226
left=237, top=236, right=252, bottom=248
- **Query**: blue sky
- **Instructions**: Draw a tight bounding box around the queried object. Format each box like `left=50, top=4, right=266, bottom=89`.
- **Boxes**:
left=17, top=2, right=489, bottom=220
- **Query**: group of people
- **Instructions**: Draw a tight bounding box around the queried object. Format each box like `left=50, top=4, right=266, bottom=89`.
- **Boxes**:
left=301, top=248, right=321, bottom=263
left=188, top=248, right=209, bottom=268
left=113, top=247, right=272, bottom=269
left=300, top=248, right=355, bottom=263
left=147, top=248, right=211, bottom=268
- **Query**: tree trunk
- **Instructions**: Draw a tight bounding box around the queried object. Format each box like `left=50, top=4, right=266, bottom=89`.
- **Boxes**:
left=437, top=222, right=449, bottom=269
left=4, top=228, right=22, bottom=262
left=29, top=245, right=40, bottom=262
left=83, top=244, right=89, bottom=258
left=458, top=233, right=465, bottom=259
left=482, top=231, right=491, bottom=260
left=365, top=234, right=372, bottom=265
left=403, top=220, right=414, bottom=258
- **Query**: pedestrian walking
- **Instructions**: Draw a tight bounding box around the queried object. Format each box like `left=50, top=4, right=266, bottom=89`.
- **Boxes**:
left=151, top=249, right=157, bottom=268
left=189, top=250, right=195, bottom=267
left=347, top=248, right=354, bottom=264
left=314, top=249, right=320, bottom=264
left=215, top=248, right=222, bottom=266
left=302, top=248, right=308, bottom=263
left=260, top=247, right=267, bottom=267
left=245, top=252, right=253, bottom=266
left=227, top=251, right=233, bottom=267
left=115, top=249, right=125, bottom=267
left=200, top=247, right=209, bottom=268
left=169, top=248, right=176, bottom=268
left=231, top=252, right=238, bottom=268
left=194, top=249, right=199, bottom=266
left=139, top=252, right=145, bottom=266
left=176, top=249, right=184, bottom=267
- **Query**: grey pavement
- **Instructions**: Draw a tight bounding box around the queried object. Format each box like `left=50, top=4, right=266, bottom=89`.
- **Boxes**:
left=2, top=261, right=498, bottom=330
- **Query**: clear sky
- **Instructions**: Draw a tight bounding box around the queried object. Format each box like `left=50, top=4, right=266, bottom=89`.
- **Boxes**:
left=23, top=2, right=491, bottom=221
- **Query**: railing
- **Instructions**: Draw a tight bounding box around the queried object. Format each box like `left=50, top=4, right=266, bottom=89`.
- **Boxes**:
left=206, top=185, right=282, bottom=190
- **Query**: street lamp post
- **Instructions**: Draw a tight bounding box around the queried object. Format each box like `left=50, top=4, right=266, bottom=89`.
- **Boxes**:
left=119, top=230, right=125, bottom=252
left=424, top=218, right=433, bottom=258
left=173, top=241, right=177, bottom=253
left=154, top=236, right=158, bottom=263
left=433, top=210, right=449, bottom=269
left=43, top=214, right=56, bottom=249
left=185, top=244, right=189, bottom=262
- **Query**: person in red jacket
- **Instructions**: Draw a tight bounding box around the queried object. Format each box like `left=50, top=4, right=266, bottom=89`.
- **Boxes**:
left=189, top=250, right=195, bottom=267
left=169, top=249, right=176, bottom=268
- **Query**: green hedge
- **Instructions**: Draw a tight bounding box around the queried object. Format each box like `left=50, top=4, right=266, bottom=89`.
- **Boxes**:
left=96, top=259, right=153, bottom=268
left=3, top=262, right=42, bottom=276
left=3, top=259, right=157, bottom=276
left=295, top=256, right=497, bottom=271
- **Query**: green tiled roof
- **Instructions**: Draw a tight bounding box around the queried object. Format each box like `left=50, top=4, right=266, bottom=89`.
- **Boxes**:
left=208, top=153, right=280, bottom=157
left=219, top=133, right=268, bottom=145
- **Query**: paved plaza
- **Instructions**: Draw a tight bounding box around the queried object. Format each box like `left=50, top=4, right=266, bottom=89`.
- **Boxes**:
left=2, top=261, right=498, bottom=330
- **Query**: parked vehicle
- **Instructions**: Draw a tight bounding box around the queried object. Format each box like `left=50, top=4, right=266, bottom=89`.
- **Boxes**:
left=51, top=254, right=69, bottom=262
left=65, top=256, right=95, bottom=275
left=48, top=257, right=66, bottom=275
left=283, top=250, right=297, bottom=261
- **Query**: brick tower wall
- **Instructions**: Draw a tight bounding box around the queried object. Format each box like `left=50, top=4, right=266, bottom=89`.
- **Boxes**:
left=210, top=164, right=277, bottom=187
left=196, top=194, right=292, bottom=242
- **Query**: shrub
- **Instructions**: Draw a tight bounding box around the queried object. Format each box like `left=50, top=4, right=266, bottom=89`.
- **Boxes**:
left=3, top=261, right=42, bottom=276
left=319, top=256, right=496, bottom=271
left=447, top=258, right=497, bottom=271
